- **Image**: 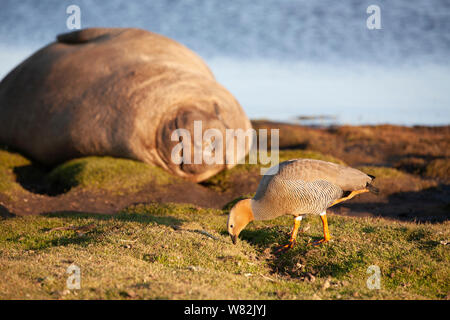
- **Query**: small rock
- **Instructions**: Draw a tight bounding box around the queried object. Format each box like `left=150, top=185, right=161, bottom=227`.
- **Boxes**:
left=275, top=290, right=288, bottom=299
left=303, top=272, right=315, bottom=283
left=142, top=254, right=155, bottom=262
left=123, top=244, right=132, bottom=249
left=187, top=266, right=201, bottom=272
left=61, top=259, right=74, bottom=264
left=244, top=273, right=252, bottom=277
left=353, top=292, right=360, bottom=298
left=125, top=290, right=136, bottom=298
left=120, top=290, right=136, bottom=298
left=62, top=289, right=70, bottom=295
left=322, top=278, right=331, bottom=290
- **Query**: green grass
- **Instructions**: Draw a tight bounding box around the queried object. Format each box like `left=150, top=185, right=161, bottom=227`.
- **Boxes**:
left=0, top=147, right=448, bottom=299
left=0, top=149, right=31, bottom=198
left=0, top=202, right=448, bottom=299
left=425, top=159, right=450, bottom=181
left=47, top=156, right=179, bottom=194
left=0, top=148, right=180, bottom=196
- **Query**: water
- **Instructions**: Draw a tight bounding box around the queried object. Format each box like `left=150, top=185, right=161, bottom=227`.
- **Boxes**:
left=0, top=0, right=449, bottom=125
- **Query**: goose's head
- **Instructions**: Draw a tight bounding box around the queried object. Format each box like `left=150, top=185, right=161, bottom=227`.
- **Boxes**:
left=227, top=199, right=254, bottom=244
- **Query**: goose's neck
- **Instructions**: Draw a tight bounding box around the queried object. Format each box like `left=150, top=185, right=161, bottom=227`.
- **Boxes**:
left=250, top=199, right=264, bottom=221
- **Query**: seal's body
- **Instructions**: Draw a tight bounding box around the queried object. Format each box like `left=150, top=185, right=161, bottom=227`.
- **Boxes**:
left=0, top=28, right=252, bottom=181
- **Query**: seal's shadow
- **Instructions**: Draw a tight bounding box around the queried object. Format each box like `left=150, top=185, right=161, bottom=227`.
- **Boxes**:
left=13, top=163, right=76, bottom=196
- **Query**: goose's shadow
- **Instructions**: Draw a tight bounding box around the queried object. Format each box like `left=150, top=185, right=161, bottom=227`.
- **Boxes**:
left=226, top=226, right=351, bottom=278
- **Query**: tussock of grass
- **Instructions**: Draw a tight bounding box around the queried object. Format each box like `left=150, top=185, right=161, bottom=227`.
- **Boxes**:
left=0, top=148, right=181, bottom=197
left=0, top=202, right=448, bottom=299
left=47, top=157, right=179, bottom=194
left=0, top=150, right=31, bottom=198
left=0, top=149, right=31, bottom=169
left=425, top=159, right=450, bottom=181
left=0, top=167, right=18, bottom=196
left=337, top=126, right=377, bottom=142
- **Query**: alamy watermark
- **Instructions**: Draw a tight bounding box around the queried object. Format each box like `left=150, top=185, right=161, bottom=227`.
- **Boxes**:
left=66, top=5, right=81, bottom=30
left=170, top=121, right=279, bottom=175
left=66, top=264, right=81, bottom=290
left=366, top=265, right=381, bottom=290
left=366, top=5, right=381, bottom=30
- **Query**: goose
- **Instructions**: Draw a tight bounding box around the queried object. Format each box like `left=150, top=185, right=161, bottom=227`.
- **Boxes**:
left=227, top=159, right=379, bottom=252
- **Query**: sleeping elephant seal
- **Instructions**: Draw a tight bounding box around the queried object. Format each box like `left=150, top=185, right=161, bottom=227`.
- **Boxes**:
left=0, top=28, right=252, bottom=182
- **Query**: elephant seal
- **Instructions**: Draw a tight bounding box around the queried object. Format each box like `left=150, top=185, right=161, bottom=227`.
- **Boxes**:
left=0, top=28, right=252, bottom=182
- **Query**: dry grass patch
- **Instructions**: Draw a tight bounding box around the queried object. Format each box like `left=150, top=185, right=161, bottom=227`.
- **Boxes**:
left=0, top=202, right=448, bottom=300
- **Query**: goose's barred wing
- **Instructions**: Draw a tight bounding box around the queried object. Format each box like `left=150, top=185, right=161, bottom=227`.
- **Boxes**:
left=253, top=169, right=344, bottom=218
left=255, top=159, right=373, bottom=201
left=252, top=159, right=376, bottom=219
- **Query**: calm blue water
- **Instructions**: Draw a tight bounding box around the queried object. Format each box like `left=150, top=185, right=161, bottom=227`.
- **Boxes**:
left=0, top=0, right=449, bottom=125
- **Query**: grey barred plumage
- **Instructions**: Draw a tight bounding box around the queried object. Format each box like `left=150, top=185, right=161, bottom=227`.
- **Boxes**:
left=251, top=159, right=374, bottom=221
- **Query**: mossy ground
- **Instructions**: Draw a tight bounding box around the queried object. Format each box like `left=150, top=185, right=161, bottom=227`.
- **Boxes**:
left=0, top=149, right=31, bottom=198
left=0, top=149, right=179, bottom=198
left=0, top=202, right=448, bottom=299
left=47, top=156, right=178, bottom=194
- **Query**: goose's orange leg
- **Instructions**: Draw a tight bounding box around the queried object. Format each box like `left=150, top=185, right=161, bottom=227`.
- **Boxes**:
left=275, top=216, right=302, bottom=254
left=310, top=212, right=331, bottom=246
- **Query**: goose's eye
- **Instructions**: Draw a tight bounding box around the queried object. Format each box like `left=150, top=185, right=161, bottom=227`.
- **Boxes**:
left=230, top=224, right=234, bottom=228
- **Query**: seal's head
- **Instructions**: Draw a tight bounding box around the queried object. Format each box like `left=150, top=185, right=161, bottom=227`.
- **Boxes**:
left=156, top=107, right=227, bottom=182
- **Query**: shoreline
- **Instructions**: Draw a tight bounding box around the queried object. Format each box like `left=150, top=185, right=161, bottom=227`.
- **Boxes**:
left=251, top=118, right=450, bottom=129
